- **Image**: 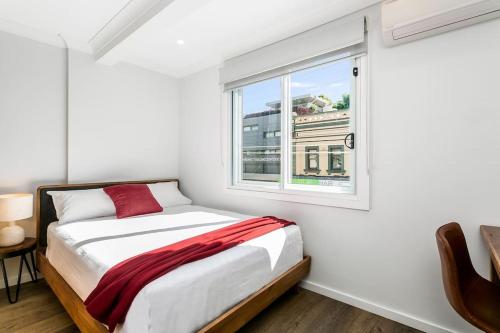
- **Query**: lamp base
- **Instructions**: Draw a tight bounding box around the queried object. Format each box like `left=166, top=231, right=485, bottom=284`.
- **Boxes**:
left=0, top=222, right=25, bottom=247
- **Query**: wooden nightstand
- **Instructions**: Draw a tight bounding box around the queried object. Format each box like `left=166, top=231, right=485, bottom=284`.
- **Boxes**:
left=0, top=237, right=37, bottom=304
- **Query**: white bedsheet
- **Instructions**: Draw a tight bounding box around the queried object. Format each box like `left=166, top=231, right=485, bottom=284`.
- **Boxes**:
left=46, top=205, right=303, bottom=333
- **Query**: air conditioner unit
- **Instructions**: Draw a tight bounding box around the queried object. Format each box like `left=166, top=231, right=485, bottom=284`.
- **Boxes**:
left=382, top=0, right=500, bottom=46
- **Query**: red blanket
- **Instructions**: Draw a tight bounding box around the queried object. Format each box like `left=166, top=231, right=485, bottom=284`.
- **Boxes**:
left=84, top=216, right=295, bottom=332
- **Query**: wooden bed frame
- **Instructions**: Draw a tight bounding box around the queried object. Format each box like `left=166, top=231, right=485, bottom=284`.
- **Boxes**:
left=35, top=179, right=311, bottom=333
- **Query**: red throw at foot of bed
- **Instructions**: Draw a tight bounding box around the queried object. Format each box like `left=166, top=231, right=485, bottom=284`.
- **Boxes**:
left=84, top=216, right=295, bottom=332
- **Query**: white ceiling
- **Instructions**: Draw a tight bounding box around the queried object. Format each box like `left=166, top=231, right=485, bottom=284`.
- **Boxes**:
left=0, top=0, right=379, bottom=77
left=0, top=0, right=131, bottom=51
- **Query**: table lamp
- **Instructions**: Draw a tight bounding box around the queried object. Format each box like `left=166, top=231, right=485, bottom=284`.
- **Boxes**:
left=0, top=194, right=33, bottom=247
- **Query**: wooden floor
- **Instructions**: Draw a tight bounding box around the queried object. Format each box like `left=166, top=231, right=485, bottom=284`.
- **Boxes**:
left=0, top=281, right=422, bottom=333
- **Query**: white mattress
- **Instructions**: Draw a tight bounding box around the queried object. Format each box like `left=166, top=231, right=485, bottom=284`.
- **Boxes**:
left=46, top=205, right=303, bottom=333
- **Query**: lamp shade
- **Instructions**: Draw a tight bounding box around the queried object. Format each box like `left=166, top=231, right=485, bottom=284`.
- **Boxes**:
left=0, top=193, right=33, bottom=221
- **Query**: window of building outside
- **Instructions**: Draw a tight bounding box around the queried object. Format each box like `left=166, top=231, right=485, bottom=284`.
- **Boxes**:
left=229, top=55, right=367, bottom=207
left=328, top=145, right=344, bottom=174
left=305, top=147, right=320, bottom=173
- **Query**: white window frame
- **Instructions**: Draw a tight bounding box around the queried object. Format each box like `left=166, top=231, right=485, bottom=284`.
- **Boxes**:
left=222, top=55, right=370, bottom=210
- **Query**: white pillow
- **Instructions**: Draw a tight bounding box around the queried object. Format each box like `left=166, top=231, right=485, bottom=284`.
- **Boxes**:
left=148, top=182, right=192, bottom=207
left=48, top=188, right=116, bottom=224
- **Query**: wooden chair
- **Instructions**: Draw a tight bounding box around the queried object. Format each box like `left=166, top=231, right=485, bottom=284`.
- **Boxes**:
left=436, top=222, right=500, bottom=333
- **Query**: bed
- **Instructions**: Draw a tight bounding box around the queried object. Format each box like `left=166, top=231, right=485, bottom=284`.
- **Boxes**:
left=35, top=179, right=311, bottom=333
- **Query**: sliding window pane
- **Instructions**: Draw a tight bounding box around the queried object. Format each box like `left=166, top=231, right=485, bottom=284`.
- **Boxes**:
left=234, top=78, right=281, bottom=183
left=289, top=59, right=354, bottom=192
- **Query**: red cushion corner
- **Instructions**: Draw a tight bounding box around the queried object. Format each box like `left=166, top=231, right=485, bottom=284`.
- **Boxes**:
left=104, top=184, right=163, bottom=219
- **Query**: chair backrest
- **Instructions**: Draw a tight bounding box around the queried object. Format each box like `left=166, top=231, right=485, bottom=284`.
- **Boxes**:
left=435, top=222, right=477, bottom=317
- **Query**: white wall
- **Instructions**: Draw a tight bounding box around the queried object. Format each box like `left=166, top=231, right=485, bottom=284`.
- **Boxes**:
left=0, top=31, right=67, bottom=197
left=68, top=51, right=180, bottom=182
left=179, top=6, right=500, bottom=333
left=0, top=31, right=181, bottom=288
left=0, top=30, right=66, bottom=287
left=0, top=31, right=68, bottom=234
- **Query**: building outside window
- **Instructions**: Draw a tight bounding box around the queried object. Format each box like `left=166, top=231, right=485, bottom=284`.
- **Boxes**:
left=292, top=109, right=351, bottom=184
left=238, top=78, right=282, bottom=182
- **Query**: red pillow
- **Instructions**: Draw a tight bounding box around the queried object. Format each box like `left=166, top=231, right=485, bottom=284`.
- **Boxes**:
left=104, top=184, right=163, bottom=219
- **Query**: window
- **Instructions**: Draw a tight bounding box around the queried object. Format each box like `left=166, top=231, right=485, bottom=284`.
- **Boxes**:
left=305, top=147, right=320, bottom=172
left=243, top=125, right=259, bottom=132
left=233, top=77, right=281, bottom=183
left=227, top=55, right=369, bottom=209
left=289, top=59, right=354, bottom=191
left=328, top=145, right=344, bottom=174
left=264, top=130, right=280, bottom=138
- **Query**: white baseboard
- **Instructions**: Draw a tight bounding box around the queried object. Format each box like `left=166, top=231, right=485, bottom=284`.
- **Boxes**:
left=300, top=280, right=458, bottom=333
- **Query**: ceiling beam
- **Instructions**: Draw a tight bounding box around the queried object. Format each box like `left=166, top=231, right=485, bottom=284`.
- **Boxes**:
left=90, top=0, right=176, bottom=63
left=93, top=0, right=215, bottom=66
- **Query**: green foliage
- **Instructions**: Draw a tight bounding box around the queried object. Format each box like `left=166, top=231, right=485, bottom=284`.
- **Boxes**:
left=342, top=94, right=350, bottom=108
left=334, top=94, right=350, bottom=110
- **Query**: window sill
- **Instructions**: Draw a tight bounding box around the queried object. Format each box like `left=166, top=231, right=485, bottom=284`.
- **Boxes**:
left=224, top=185, right=370, bottom=210
left=326, top=170, right=345, bottom=175
left=303, top=169, right=321, bottom=174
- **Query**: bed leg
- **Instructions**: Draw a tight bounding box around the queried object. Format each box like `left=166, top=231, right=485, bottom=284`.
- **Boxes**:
left=289, top=283, right=301, bottom=295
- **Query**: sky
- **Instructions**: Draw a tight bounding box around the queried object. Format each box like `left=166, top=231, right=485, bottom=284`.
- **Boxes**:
left=242, top=58, right=352, bottom=115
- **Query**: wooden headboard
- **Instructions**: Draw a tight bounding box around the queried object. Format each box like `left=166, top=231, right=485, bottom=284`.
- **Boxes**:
left=36, top=179, right=178, bottom=249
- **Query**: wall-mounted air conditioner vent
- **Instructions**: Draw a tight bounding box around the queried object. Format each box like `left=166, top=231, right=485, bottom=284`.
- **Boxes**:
left=382, top=0, right=500, bottom=46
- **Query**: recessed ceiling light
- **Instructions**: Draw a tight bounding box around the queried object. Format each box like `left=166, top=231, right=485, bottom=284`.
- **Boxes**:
left=177, top=40, right=185, bottom=45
